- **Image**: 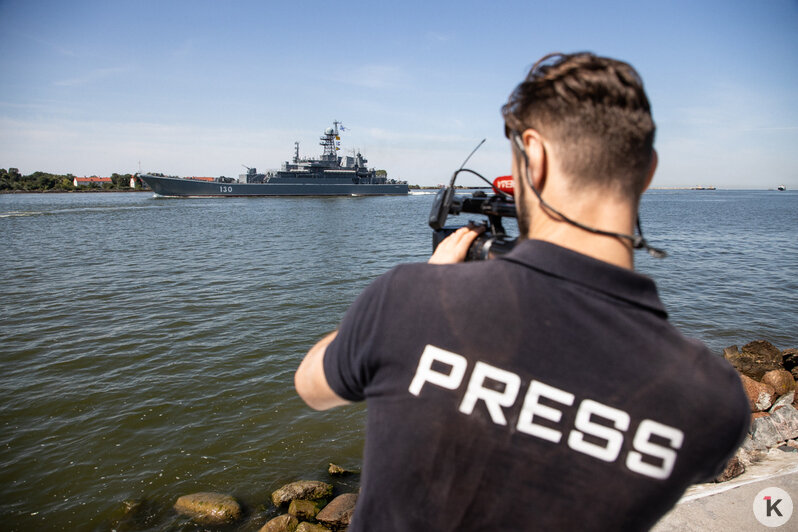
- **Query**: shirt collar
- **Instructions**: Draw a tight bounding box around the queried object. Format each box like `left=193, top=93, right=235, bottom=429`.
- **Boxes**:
left=500, top=239, right=668, bottom=318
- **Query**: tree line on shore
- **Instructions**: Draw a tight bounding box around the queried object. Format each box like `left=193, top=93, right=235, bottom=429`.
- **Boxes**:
left=1, top=167, right=462, bottom=192
left=0, top=168, right=143, bottom=192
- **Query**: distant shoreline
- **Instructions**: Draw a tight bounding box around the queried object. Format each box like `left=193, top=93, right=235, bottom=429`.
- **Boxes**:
left=0, top=189, right=151, bottom=194
left=650, top=186, right=716, bottom=190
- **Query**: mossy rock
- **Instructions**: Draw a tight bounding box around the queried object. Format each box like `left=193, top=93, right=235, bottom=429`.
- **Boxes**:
left=316, top=493, right=358, bottom=529
left=173, top=492, right=242, bottom=525
left=288, top=499, right=322, bottom=520
left=296, top=522, right=331, bottom=532
left=259, top=514, right=299, bottom=532
left=272, top=480, right=334, bottom=506
left=328, top=463, right=358, bottom=476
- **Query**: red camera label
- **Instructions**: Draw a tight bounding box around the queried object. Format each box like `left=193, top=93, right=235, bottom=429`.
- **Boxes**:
left=493, top=176, right=514, bottom=196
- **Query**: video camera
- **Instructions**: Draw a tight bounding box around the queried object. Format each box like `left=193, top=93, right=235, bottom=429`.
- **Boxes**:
left=428, top=140, right=518, bottom=261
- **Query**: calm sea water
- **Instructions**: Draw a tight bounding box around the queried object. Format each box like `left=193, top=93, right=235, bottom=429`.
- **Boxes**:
left=1, top=190, right=796, bottom=530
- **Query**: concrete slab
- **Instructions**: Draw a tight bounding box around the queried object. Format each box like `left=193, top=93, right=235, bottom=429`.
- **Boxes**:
left=653, top=449, right=798, bottom=531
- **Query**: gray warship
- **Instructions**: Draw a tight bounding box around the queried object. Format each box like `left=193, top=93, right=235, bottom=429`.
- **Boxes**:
left=138, top=121, right=408, bottom=196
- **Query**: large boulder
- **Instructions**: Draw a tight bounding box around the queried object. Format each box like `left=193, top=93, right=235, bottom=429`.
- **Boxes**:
left=724, top=341, right=783, bottom=380
left=751, top=405, right=798, bottom=447
left=271, top=481, right=333, bottom=507
left=288, top=499, right=322, bottom=520
left=762, top=370, right=795, bottom=396
left=771, top=392, right=795, bottom=412
left=173, top=492, right=242, bottom=525
left=714, top=454, right=745, bottom=482
left=739, top=373, right=775, bottom=412
left=743, top=340, right=784, bottom=361
left=296, top=523, right=331, bottom=532
left=737, top=435, right=767, bottom=466
left=751, top=416, right=783, bottom=448
left=771, top=405, right=798, bottom=441
left=316, top=493, right=358, bottom=530
left=259, top=514, right=299, bottom=532
left=783, top=348, right=798, bottom=378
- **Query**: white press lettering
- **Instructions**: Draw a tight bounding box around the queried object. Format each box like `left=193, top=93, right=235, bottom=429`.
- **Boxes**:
left=458, top=361, right=521, bottom=425
left=568, top=399, right=630, bottom=462
left=408, top=345, right=467, bottom=396
left=407, top=345, right=685, bottom=476
left=626, top=419, right=684, bottom=479
left=516, top=380, right=574, bottom=442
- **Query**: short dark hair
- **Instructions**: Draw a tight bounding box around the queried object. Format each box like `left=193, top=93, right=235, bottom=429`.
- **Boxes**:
left=502, top=52, right=655, bottom=199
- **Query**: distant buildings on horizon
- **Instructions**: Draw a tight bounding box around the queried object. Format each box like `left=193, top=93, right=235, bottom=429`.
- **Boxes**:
left=72, top=176, right=141, bottom=188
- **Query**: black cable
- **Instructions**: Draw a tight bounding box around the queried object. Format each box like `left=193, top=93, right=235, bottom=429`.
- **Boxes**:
left=511, top=132, right=666, bottom=258
left=451, top=168, right=514, bottom=200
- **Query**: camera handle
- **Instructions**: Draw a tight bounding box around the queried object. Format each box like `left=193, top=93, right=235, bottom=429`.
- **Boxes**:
left=487, top=213, right=506, bottom=236
left=428, top=187, right=455, bottom=231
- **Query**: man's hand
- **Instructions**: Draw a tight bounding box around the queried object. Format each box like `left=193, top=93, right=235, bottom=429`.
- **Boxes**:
left=428, top=224, right=485, bottom=264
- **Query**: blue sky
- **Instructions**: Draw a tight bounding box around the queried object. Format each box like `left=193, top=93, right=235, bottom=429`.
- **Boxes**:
left=1, top=0, right=796, bottom=188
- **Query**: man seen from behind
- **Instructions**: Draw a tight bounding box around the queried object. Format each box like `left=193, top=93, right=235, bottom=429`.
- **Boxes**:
left=294, top=52, right=750, bottom=531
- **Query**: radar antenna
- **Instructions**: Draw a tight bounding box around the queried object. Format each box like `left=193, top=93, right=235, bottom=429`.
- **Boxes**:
left=320, top=121, right=343, bottom=161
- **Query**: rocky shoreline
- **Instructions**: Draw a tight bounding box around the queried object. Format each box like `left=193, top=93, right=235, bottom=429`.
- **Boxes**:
left=114, top=463, right=360, bottom=531
left=113, top=339, right=797, bottom=531
left=716, top=340, right=798, bottom=481
left=170, top=464, right=359, bottom=531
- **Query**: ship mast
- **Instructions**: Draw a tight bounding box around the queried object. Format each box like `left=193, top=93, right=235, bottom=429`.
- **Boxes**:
left=319, top=121, right=343, bottom=162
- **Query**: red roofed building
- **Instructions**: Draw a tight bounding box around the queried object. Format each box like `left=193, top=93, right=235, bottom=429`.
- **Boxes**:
left=73, top=176, right=112, bottom=187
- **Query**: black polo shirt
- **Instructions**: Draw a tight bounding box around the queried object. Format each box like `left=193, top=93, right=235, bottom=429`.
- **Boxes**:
left=324, top=239, right=749, bottom=531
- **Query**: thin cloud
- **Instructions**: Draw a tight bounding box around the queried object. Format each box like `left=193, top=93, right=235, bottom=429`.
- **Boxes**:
left=737, top=126, right=798, bottom=132
left=0, top=117, right=302, bottom=176
left=8, top=30, right=78, bottom=57
left=54, top=66, right=130, bottom=87
left=366, top=127, right=469, bottom=145
left=665, top=80, right=795, bottom=134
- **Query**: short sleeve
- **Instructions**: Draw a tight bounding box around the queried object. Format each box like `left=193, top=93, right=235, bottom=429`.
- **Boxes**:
left=323, top=269, right=395, bottom=402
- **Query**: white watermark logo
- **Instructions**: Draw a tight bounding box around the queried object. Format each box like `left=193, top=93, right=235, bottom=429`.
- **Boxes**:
left=753, top=487, right=793, bottom=528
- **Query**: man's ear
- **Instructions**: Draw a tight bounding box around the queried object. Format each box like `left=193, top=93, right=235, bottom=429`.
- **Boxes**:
left=521, top=129, right=547, bottom=192
left=642, top=149, right=658, bottom=192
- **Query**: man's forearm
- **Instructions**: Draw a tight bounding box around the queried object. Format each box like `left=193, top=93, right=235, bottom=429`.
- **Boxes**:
left=295, top=331, right=351, bottom=411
